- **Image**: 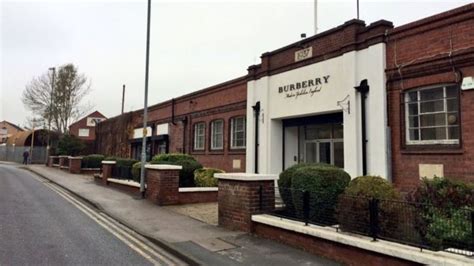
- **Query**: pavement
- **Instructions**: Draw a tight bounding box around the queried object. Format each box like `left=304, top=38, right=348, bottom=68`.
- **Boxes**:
left=22, top=163, right=339, bottom=265
left=0, top=164, right=154, bottom=265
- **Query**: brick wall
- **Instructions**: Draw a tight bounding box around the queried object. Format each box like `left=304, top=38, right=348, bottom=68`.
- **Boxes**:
left=96, top=77, right=247, bottom=172
left=386, top=4, right=474, bottom=191
left=254, top=223, right=420, bottom=266
left=218, top=179, right=275, bottom=232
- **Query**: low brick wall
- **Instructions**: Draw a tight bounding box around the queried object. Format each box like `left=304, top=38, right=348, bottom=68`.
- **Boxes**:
left=253, top=222, right=419, bottom=266
left=81, top=168, right=101, bottom=175
left=178, top=188, right=218, bottom=204
left=106, top=179, right=141, bottom=195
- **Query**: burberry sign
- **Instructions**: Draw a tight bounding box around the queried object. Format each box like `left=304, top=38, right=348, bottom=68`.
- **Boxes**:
left=278, top=75, right=330, bottom=99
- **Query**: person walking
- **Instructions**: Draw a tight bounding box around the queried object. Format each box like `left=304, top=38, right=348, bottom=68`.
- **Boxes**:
left=23, top=150, right=30, bottom=165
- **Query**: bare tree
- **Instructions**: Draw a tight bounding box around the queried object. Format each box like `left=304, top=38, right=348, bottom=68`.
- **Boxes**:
left=22, top=64, right=91, bottom=133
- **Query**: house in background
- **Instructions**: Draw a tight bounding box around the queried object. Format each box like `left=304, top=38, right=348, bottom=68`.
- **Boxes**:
left=0, top=120, right=24, bottom=144
left=69, top=111, right=106, bottom=153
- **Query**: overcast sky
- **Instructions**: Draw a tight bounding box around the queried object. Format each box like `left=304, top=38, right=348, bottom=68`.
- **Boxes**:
left=1, top=0, right=471, bottom=127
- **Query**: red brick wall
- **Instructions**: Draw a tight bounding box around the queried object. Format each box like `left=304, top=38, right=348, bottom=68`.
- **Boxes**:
left=69, top=111, right=106, bottom=141
left=96, top=77, right=247, bottom=172
left=218, top=179, right=275, bottom=232
left=386, top=4, right=474, bottom=191
left=178, top=191, right=217, bottom=205
left=254, top=223, right=420, bottom=266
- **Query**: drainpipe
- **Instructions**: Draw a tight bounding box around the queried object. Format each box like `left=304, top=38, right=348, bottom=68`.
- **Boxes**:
left=171, top=98, right=176, bottom=125
left=182, top=116, right=188, bottom=154
left=355, top=80, right=369, bottom=176
left=252, top=102, right=261, bottom=174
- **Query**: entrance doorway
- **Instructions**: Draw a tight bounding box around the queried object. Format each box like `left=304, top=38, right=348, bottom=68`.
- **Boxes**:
left=300, top=123, right=344, bottom=168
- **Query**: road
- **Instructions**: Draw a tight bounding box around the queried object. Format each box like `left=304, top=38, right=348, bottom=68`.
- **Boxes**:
left=0, top=163, right=186, bottom=265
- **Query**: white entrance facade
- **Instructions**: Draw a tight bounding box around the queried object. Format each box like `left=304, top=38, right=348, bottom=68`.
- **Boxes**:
left=246, top=43, right=391, bottom=179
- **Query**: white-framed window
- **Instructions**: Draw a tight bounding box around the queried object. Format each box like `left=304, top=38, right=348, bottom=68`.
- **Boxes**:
left=210, top=120, right=224, bottom=150
left=194, top=123, right=205, bottom=150
left=230, top=116, right=246, bottom=149
left=405, top=84, right=459, bottom=145
left=78, top=128, right=90, bottom=137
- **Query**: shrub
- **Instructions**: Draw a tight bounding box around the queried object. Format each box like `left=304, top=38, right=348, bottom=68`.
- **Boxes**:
left=425, top=208, right=473, bottom=250
left=408, top=177, right=474, bottom=250
left=278, top=163, right=336, bottom=214
left=336, top=176, right=402, bottom=238
left=112, top=158, right=138, bottom=180
left=290, top=164, right=350, bottom=224
left=104, top=156, right=120, bottom=161
left=57, top=134, right=85, bottom=156
left=194, top=168, right=224, bottom=187
left=81, top=154, right=104, bottom=169
left=151, top=153, right=195, bottom=162
left=408, top=176, right=474, bottom=209
left=132, top=162, right=142, bottom=183
left=151, top=153, right=203, bottom=187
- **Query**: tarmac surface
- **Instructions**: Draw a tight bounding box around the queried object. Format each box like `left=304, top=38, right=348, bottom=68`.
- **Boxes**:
left=0, top=163, right=184, bottom=265
left=13, top=163, right=340, bottom=265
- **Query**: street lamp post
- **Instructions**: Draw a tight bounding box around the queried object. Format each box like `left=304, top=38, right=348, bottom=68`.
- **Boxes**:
left=46, top=67, right=55, bottom=164
left=139, top=0, right=152, bottom=198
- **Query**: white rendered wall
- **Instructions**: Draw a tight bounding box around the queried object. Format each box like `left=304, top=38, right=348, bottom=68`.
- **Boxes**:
left=246, top=43, right=390, bottom=179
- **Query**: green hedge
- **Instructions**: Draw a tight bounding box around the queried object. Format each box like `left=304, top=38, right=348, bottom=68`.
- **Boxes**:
left=81, top=154, right=104, bottom=169
left=115, top=158, right=138, bottom=168
left=194, top=168, right=224, bottom=187
left=282, top=164, right=350, bottom=224
left=408, top=177, right=474, bottom=250
left=336, top=176, right=403, bottom=239
left=151, top=153, right=203, bottom=187
left=278, top=163, right=336, bottom=215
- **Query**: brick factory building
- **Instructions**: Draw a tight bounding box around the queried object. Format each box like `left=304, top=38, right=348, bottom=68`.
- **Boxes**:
left=96, top=77, right=247, bottom=172
left=95, top=4, right=474, bottom=188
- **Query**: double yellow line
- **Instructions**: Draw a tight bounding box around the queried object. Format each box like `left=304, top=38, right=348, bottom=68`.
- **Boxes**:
left=33, top=175, right=186, bottom=266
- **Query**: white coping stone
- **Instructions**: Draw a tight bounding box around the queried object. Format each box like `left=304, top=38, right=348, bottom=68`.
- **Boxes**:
left=251, top=214, right=473, bottom=266
left=101, top=160, right=116, bottom=165
left=178, top=187, right=218, bottom=192
left=107, top=178, right=146, bottom=188
left=58, top=155, right=69, bottom=158
left=68, top=156, right=83, bottom=159
left=145, top=164, right=182, bottom=170
left=214, top=173, right=278, bottom=181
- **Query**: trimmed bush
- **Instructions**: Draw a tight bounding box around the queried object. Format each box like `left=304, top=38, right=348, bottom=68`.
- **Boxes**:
left=278, top=163, right=336, bottom=214
left=116, top=158, right=138, bottom=167
left=104, top=156, right=120, bottom=161
left=336, top=176, right=402, bottom=238
left=151, top=153, right=195, bottom=162
left=290, top=164, right=350, bottom=224
left=194, top=168, right=224, bottom=187
left=151, top=153, right=203, bottom=187
left=81, top=154, right=104, bottom=169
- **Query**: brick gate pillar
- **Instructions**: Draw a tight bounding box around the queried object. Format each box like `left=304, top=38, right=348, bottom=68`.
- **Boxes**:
left=58, top=156, right=67, bottom=168
left=215, top=173, right=277, bottom=232
left=145, top=164, right=182, bottom=206
left=101, top=161, right=116, bottom=185
left=69, top=157, right=83, bottom=174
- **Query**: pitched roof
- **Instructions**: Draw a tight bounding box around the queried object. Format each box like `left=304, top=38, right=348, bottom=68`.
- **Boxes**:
left=1, top=120, right=24, bottom=131
left=69, top=110, right=107, bottom=128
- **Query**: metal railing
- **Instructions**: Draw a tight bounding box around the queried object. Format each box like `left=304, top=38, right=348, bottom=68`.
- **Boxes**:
left=0, top=146, right=48, bottom=164
left=263, top=186, right=473, bottom=256
left=111, top=165, right=133, bottom=180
